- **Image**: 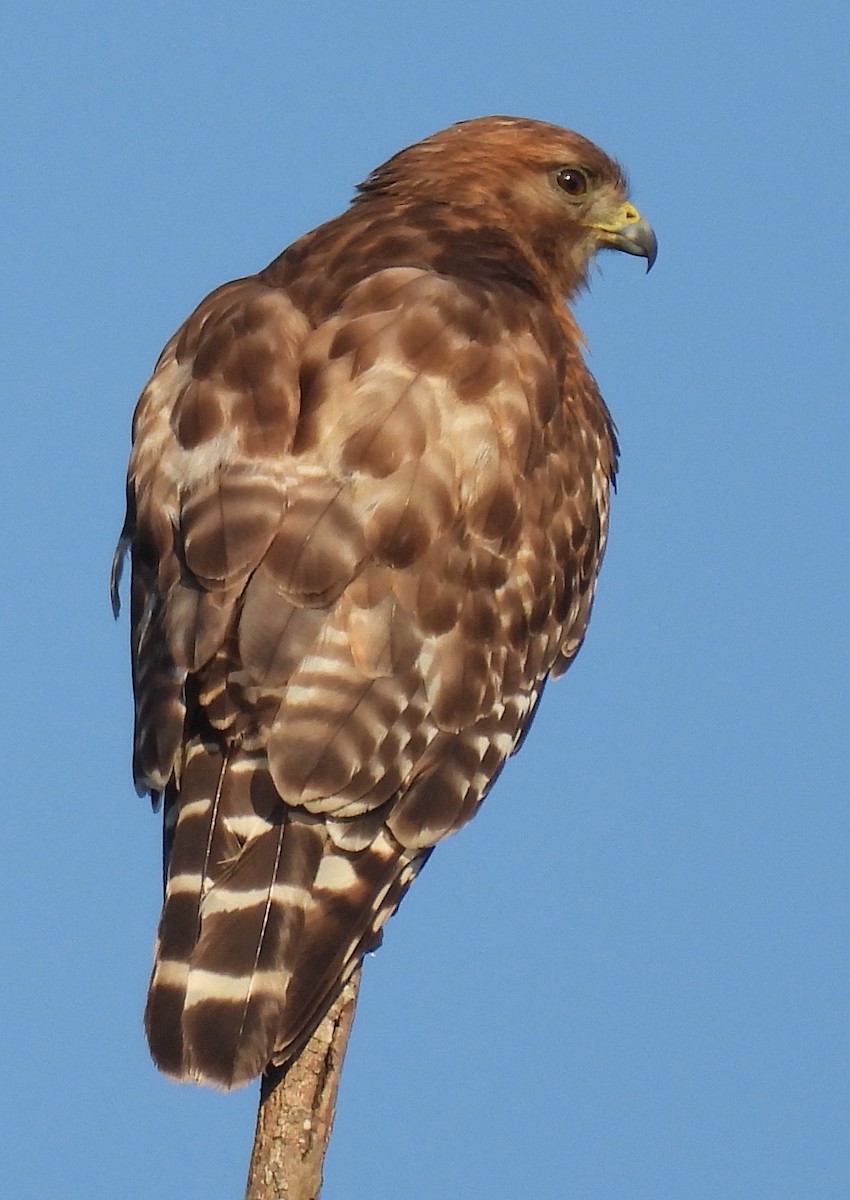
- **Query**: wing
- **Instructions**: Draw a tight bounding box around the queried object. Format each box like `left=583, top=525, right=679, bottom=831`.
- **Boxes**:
left=122, top=265, right=612, bottom=1089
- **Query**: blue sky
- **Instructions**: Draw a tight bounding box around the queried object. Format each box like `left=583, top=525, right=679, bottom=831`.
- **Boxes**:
left=2, top=2, right=848, bottom=1197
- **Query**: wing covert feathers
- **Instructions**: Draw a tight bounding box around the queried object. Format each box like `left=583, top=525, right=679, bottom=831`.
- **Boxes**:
left=122, top=118, right=626, bottom=1089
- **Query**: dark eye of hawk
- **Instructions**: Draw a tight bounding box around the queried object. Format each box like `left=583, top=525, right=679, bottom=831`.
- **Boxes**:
left=556, top=167, right=589, bottom=197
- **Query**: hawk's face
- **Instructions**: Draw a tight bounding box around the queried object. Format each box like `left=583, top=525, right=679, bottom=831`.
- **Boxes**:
left=543, top=161, right=657, bottom=279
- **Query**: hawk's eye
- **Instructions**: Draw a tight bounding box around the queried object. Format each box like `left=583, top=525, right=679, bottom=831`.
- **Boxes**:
left=556, top=167, right=589, bottom=197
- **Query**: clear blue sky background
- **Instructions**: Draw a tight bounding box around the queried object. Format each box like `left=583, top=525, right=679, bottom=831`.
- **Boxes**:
left=2, top=2, right=847, bottom=1197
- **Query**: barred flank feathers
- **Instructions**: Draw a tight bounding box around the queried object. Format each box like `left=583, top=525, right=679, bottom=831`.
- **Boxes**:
left=145, top=742, right=414, bottom=1090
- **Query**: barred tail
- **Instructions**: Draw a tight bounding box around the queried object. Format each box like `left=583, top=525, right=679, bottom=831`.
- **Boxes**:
left=145, top=740, right=423, bottom=1090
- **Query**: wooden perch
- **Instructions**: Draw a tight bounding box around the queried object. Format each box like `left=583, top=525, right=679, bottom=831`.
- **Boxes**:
left=244, top=971, right=361, bottom=1200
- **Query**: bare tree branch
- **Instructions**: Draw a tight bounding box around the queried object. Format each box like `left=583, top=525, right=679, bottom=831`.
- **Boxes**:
left=244, top=971, right=361, bottom=1200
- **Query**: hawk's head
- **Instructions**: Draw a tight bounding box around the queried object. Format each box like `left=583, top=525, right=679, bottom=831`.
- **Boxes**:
left=357, top=115, right=656, bottom=298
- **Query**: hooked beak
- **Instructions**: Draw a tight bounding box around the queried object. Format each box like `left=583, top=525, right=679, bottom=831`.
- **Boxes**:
left=588, top=202, right=658, bottom=272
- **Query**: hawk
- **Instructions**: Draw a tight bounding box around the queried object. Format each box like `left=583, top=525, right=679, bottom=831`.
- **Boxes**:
left=114, top=116, right=656, bottom=1090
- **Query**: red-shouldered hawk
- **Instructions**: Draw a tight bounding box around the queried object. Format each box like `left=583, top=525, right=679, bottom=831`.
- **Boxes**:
left=113, top=116, right=656, bottom=1090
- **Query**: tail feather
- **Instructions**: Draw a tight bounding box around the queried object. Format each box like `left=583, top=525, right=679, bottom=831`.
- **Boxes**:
left=145, top=741, right=423, bottom=1089
left=269, top=842, right=431, bottom=1069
